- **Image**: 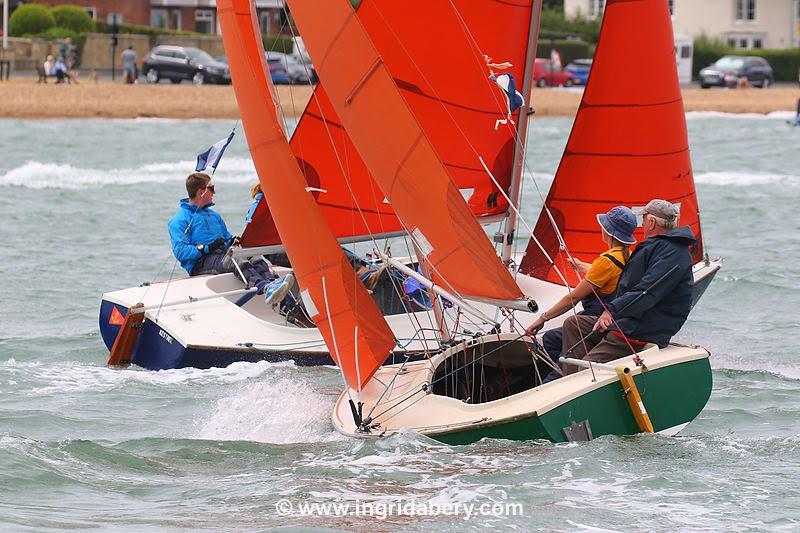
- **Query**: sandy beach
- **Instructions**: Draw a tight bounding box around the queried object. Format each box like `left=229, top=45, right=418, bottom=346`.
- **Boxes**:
left=0, top=79, right=798, bottom=119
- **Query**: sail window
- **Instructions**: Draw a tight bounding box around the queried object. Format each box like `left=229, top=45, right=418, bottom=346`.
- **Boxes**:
left=410, top=228, right=434, bottom=258
left=300, top=290, right=319, bottom=318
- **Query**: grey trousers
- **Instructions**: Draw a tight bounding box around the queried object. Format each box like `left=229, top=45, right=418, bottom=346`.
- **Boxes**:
left=560, top=315, right=646, bottom=375
left=192, top=251, right=276, bottom=288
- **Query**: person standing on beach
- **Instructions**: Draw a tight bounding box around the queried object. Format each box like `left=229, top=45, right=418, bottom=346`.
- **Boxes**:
left=122, top=46, right=137, bottom=84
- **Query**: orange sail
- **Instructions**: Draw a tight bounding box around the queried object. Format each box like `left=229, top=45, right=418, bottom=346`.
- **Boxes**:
left=242, top=82, right=401, bottom=248
left=242, top=0, right=534, bottom=249
left=519, top=0, right=703, bottom=285
left=218, top=0, right=395, bottom=391
left=286, top=0, right=523, bottom=301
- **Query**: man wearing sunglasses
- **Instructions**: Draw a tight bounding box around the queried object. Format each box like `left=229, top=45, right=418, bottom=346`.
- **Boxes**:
left=168, top=172, right=293, bottom=304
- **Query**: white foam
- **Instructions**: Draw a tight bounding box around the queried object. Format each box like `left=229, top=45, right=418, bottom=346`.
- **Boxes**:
left=693, top=171, right=799, bottom=187
left=195, top=371, right=343, bottom=444
left=0, top=158, right=257, bottom=189
left=710, top=354, right=800, bottom=381
left=3, top=359, right=284, bottom=394
left=686, top=110, right=795, bottom=121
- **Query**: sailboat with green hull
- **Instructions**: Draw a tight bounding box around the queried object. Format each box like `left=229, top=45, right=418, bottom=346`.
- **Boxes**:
left=324, top=0, right=715, bottom=443
left=332, top=334, right=711, bottom=444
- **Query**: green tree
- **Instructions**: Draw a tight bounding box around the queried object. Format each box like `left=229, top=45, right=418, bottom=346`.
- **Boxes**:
left=8, top=4, right=55, bottom=36
left=51, top=5, right=94, bottom=34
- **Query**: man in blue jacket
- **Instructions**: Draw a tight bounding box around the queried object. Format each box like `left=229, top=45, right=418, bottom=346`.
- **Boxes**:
left=168, top=172, right=293, bottom=304
left=560, top=199, right=696, bottom=371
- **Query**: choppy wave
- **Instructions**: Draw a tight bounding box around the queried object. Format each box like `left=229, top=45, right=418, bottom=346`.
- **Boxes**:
left=194, top=370, right=343, bottom=444
left=0, top=158, right=257, bottom=189
left=686, top=110, right=796, bottom=121
left=694, top=171, right=799, bottom=187
left=0, top=358, right=287, bottom=393
left=711, top=354, right=800, bottom=381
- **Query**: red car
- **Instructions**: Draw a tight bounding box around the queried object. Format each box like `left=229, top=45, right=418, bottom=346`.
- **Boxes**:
left=533, top=58, right=576, bottom=88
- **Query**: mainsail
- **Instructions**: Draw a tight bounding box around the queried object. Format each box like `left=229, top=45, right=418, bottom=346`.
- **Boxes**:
left=519, top=0, right=704, bottom=286
left=242, top=0, right=534, bottom=253
left=218, top=0, right=395, bottom=390
left=286, top=0, right=524, bottom=301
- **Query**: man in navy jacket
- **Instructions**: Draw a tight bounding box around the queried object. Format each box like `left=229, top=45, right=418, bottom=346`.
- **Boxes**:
left=560, top=199, right=696, bottom=371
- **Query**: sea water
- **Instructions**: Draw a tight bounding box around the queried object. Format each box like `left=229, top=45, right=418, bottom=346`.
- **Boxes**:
left=0, top=114, right=798, bottom=532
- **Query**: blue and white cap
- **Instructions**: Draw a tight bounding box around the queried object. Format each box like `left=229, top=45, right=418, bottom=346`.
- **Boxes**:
left=597, top=206, right=637, bottom=245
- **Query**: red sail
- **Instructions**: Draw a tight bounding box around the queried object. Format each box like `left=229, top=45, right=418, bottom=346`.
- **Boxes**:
left=242, top=0, right=533, bottom=249
left=519, top=0, right=703, bottom=285
left=219, top=0, right=395, bottom=391
left=286, top=0, right=523, bottom=301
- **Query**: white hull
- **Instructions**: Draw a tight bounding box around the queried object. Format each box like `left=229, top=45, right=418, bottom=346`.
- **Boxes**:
left=99, top=257, right=722, bottom=369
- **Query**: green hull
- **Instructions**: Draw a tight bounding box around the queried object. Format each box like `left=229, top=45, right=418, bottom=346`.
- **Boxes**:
left=432, top=357, right=712, bottom=445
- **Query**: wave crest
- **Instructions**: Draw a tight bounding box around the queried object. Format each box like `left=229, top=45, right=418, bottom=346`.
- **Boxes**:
left=0, top=158, right=257, bottom=189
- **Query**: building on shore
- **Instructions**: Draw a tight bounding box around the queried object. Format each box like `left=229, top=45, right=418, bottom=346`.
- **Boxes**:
left=23, top=0, right=289, bottom=36
left=564, top=0, right=800, bottom=50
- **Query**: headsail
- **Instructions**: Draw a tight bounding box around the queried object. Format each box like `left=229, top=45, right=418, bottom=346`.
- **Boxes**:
left=286, top=0, right=524, bottom=301
left=218, top=0, right=395, bottom=391
left=243, top=1, right=534, bottom=253
left=519, top=0, right=703, bottom=285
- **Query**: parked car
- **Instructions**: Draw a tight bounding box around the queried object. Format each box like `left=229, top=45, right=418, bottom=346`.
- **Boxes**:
left=565, top=58, right=593, bottom=85
left=266, top=51, right=317, bottom=84
left=142, top=45, right=230, bottom=85
left=533, top=58, right=576, bottom=88
left=698, top=55, right=774, bottom=88
left=217, top=52, right=318, bottom=85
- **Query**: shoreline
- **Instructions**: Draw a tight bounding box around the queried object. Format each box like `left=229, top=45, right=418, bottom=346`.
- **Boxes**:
left=1, top=79, right=798, bottom=119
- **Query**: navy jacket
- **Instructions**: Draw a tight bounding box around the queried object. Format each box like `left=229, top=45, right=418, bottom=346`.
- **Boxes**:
left=606, top=227, right=696, bottom=347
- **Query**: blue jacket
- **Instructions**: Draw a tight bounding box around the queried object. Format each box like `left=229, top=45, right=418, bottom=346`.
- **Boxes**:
left=168, top=199, right=232, bottom=274
left=606, top=227, right=696, bottom=347
left=245, top=192, right=262, bottom=225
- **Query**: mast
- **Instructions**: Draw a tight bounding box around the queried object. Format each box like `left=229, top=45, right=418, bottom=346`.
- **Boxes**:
left=501, top=0, right=544, bottom=265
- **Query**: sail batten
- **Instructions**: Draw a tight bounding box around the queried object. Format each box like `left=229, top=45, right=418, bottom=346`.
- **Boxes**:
left=218, top=0, right=395, bottom=391
left=519, top=0, right=703, bottom=285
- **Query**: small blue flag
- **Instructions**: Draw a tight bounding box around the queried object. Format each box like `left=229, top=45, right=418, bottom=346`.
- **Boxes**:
left=195, top=130, right=235, bottom=173
left=494, top=73, right=523, bottom=115
left=491, top=73, right=524, bottom=130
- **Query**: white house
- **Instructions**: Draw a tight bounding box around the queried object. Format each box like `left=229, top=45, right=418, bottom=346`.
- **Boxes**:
left=564, top=0, right=800, bottom=49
